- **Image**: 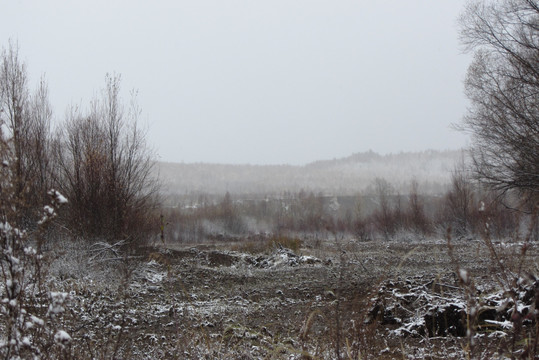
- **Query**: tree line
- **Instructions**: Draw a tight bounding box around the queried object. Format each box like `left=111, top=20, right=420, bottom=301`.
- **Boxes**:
left=161, top=170, right=527, bottom=244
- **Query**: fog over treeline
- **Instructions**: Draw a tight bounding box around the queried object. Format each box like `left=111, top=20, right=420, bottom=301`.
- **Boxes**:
left=158, top=149, right=463, bottom=199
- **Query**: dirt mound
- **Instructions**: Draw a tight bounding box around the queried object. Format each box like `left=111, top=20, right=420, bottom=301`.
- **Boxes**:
left=242, top=246, right=322, bottom=268
left=165, top=246, right=324, bottom=269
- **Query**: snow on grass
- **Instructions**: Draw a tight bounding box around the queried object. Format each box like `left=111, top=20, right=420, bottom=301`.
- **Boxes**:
left=54, top=330, right=72, bottom=345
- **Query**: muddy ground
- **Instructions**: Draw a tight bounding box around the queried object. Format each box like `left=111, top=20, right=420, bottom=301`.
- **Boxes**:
left=51, top=235, right=538, bottom=359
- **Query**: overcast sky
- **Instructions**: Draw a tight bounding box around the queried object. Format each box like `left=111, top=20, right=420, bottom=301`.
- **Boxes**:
left=1, top=0, right=470, bottom=165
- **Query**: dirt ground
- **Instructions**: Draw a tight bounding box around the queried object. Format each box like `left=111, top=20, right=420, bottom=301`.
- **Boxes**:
left=53, top=235, right=539, bottom=359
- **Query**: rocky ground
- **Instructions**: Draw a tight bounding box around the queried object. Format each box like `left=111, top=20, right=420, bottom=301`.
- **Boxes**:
left=48, top=235, right=538, bottom=359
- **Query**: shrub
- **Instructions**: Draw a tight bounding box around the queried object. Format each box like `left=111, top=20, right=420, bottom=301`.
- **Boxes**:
left=52, top=74, right=159, bottom=242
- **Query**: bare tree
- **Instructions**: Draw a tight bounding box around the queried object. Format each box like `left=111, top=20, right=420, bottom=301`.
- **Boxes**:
left=0, top=41, right=30, bottom=199
left=459, top=0, right=539, bottom=205
left=25, top=77, right=53, bottom=207
left=407, top=179, right=431, bottom=235
left=441, top=167, right=477, bottom=238
left=373, top=177, right=397, bottom=240
left=54, top=74, right=159, bottom=241
left=52, top=105, right=108, bottom=236
left=0, top=43, right=71, bottom=358
left=1, top=42, right=54, bottom=221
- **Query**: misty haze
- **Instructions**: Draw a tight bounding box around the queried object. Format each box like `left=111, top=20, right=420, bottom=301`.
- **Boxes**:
left=0, top=1, right=537, bottom=359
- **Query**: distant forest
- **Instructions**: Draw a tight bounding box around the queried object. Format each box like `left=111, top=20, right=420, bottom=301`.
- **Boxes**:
left=157, top=149, right=464, bottom=199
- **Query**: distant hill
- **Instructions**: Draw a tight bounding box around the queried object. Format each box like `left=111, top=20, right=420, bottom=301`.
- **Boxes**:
left=156, top=149, right=465, bottom=197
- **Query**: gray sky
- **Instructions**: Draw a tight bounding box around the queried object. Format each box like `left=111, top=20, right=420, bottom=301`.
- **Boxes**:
left=1, top=0, right=470, bottom=165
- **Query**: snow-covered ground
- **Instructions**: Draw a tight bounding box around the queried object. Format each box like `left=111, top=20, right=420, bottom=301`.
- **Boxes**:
left=16, top=235, right=538, bottom=359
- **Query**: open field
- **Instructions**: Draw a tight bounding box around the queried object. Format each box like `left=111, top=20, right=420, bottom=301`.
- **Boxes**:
left=48, top=234, right=539, bottom=359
